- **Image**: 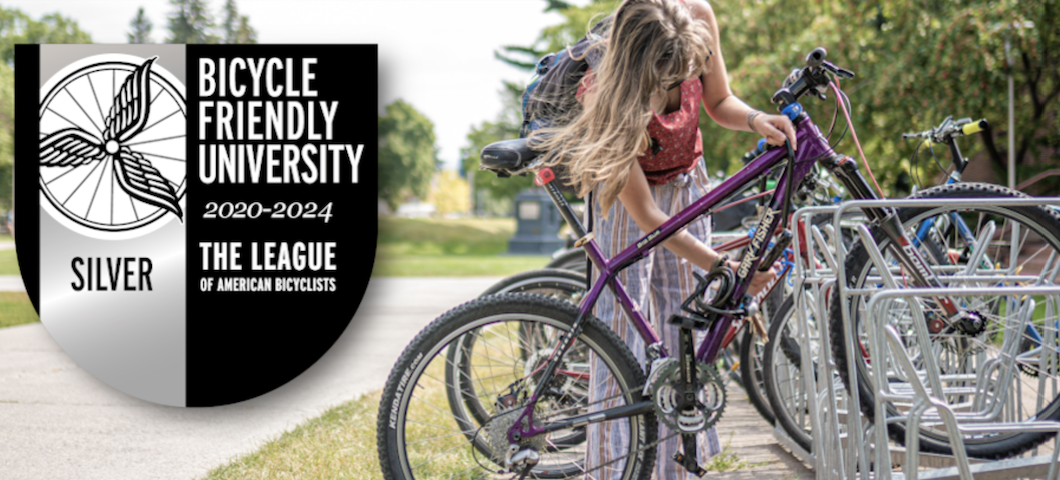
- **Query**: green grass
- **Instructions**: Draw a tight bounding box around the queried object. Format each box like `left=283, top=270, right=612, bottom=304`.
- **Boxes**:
left=374, top=217, right=553, bottom=277
left=0, top=292, right=39, bottom=329
left=0, top=241, right=36, bottom=329
left=204, top=325, right=544, bottom=480
left=201, top=364, right=769, bottom=480
left=203, top=391, right=385, bottom=480
left=0, top=249, right=22, bottom=276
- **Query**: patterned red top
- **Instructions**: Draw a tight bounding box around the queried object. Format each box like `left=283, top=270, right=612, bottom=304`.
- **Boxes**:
left=578, top=68, right=703, bottom=185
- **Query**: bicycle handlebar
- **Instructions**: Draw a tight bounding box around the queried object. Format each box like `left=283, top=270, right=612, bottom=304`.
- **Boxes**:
left=902, top=117, right=989, bottom=148
left=771, top=47, right=855, bottom=108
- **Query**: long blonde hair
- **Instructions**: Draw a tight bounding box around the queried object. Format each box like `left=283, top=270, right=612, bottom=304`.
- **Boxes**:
left=530, top=0, right=713, bottom=215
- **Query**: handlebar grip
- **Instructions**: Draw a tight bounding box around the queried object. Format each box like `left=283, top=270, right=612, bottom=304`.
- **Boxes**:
left=806, top=47, right=827, bottom=68
left=962, top=119, right=988, bottom=135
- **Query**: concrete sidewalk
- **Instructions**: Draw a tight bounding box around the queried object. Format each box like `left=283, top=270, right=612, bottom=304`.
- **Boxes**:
left=0, top=277, right=811, bottom=480
left=0, top=277, right=499, bottom=480
left=0, top=275, right=25, bottom=291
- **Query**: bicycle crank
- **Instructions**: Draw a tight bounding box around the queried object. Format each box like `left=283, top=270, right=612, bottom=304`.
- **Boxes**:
left=650, top=360, right=726, bottom=433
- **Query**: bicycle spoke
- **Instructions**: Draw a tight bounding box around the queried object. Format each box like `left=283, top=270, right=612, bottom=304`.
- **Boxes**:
left=84, top=156, right=110, bottom=218
left=65, top=87, right=104, bottom=136
left=87, top=74, right=107, bottom=128
left=62, top=157, right=105, bottom=206
left=126, top=134, right=186, bottom=147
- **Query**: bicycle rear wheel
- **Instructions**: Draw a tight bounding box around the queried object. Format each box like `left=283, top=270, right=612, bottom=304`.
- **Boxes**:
left=738, top=283, right=785, bottom=426
left=447, top=269, right=588, bottom=460
left=545, top=249, right=588, bottom=274
left=762, top=293, right=821, bottom=451
left=378, top=293, right=656, bottom=480
left=829, top=183, right=1060, bottom=459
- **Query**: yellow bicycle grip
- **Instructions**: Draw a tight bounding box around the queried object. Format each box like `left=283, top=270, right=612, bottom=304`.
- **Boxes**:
left=962, top=119, right=988, bottom=135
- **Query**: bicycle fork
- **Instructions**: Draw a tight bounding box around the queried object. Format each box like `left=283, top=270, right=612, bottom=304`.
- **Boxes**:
left=821, top=153, right=977, bottom=330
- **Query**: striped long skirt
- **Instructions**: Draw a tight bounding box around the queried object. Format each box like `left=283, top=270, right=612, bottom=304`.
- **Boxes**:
left=585, top=159, right=721, bottom=480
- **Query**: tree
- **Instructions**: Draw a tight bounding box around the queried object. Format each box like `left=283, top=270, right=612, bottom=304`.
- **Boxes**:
left=492, top=0, right=1058, bottom=196
left=460, top=83, right=532, bottom=215
left=428, top=170, right=471, bottom=216
left=0, top=7, right=92, bottom=64
left=379, top=100, right=439, bottom=211
left=0, top=8, right=92, bottom=212
left=166, top=0, right=219, bottom=44
left=221, top=0, right=256, bottom=44
left=128, top=7, right=153, bottom=44
left=0, top=61, right=12, bottom=213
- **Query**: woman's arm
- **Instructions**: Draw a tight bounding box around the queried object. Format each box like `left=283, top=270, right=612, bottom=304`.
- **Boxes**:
left=686, top=0, right=798, bottom=150
left=617, top=161, right=778, bottom=294
left=617, top=161, right=717, bottom=270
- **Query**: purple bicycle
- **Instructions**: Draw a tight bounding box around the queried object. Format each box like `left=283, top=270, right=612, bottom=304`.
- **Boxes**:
left=377, top=48, right=1060, bottom=480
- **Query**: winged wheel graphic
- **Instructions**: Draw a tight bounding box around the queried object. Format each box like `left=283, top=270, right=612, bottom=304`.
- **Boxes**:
left=39, top=56, right=184, bottom=222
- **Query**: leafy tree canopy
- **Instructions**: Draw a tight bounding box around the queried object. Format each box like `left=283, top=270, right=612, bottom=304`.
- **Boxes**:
left=379, top=99, right=440, bottom=210
left=128, top=6, right=153, bottom=44
left=221, top=0, right=256, bottom=44
left=0, top=7, right=92, bottom=65
left=166, top=0, right=220, bottom=44
left=0, top=7, right=92, bottom=212
left=488, top=0, right=1058, bottom=197
left=460, top=82, right=534, bottom=212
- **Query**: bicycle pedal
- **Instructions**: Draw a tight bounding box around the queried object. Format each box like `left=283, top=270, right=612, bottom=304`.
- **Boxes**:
left=668, top=313, right=711, bottom=331
left=672, top=453, right=708, bottom=477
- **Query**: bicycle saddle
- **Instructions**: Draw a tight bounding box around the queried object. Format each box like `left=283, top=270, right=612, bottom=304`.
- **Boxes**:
left=480, top=137, right=546, bottom=171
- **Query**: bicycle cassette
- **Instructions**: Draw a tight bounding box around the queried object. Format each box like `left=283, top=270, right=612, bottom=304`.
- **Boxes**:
left=649, top=360, right=725, bottom=433
left=485, top=406, right=548, bottom=466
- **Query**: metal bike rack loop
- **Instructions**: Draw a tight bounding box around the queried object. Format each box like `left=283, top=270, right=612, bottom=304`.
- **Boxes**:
left=777, top=197, right=1060, bottom=480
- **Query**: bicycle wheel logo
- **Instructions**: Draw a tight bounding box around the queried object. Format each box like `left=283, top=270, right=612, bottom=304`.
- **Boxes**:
left=39, top=53, right=186, bottom=240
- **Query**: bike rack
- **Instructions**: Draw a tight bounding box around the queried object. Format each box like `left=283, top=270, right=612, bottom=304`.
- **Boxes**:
left=779, top=197, right=1060, bottom=480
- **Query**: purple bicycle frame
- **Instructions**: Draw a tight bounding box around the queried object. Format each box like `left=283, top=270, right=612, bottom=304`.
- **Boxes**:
left=577, top=115, right=836, bottom=364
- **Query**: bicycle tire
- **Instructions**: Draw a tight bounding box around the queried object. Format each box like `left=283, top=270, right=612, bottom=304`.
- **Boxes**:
left=763, top=213, right=943, bottom=449
left=446, top=268, right=589, bottom=464
left=762, top=294, right=820, bottom=451
left=378, top=293, right=656, bottom=480
left=545, top=248, right=588, bottom=274
left=738, top=281, right=785, bottom=426
left=829, top=183, right=1060, bottom=459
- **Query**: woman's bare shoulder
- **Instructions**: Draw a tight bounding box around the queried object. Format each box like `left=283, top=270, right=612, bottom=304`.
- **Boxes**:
left=683, top=0, right=714, bottom=22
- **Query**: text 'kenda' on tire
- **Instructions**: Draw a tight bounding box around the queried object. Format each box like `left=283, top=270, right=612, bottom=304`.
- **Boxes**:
left=377, top=293, right=657, bottom=480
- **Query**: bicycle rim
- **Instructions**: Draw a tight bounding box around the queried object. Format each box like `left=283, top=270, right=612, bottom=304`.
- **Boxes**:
left=839, top=185, right=1060, bottom=457
left=382, top=295, right=653, bottom=480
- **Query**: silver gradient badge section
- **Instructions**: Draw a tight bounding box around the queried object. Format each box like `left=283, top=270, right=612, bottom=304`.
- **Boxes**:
left=38, top=45, right=187, bottom=406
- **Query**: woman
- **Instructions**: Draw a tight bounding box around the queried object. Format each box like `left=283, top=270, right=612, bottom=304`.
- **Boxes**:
left=531, top=0, right=796, bottom=477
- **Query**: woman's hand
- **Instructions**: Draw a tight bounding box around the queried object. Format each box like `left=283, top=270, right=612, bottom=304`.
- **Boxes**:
left=726, top=259, right=783, bottom=300
left=753, top=113, right=798, bottom=151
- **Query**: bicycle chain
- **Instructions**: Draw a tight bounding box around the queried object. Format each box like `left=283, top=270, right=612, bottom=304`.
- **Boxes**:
left=495, top=373, right=716, bottom=479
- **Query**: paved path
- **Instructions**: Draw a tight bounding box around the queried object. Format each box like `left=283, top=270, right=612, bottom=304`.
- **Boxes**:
left=0, top=275, right=24, bottom=291
left=0, top=277, right=811, bottom=480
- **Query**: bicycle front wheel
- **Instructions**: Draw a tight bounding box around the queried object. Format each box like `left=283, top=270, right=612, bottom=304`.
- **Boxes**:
left=830, top=183, right=1060, bottom=459
left=378, top=293, right=656, bottom=480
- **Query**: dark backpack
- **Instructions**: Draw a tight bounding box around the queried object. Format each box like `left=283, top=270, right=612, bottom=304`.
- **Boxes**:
left=518, top=17, right=610, bottom=194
